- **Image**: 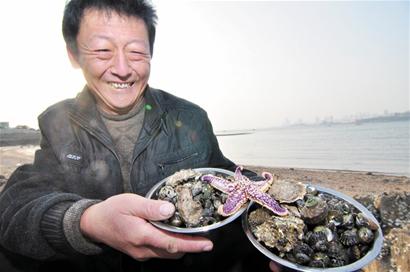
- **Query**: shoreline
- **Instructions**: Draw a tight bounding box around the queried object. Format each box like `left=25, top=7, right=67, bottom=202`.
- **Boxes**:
left=1, top=145, right=409, bottom=195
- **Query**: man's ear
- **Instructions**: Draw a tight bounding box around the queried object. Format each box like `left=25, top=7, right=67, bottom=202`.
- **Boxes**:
left=66, top=45, right=81, bottom=69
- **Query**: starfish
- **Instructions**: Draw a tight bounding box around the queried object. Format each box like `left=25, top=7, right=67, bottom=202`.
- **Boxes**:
left=201, top=166, right=288, bottom=216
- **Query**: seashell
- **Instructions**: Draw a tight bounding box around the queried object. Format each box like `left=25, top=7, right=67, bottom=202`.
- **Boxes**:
left=358, top=227, right=375, bottom=244
left=248, top=208, right=272, bottom=231
left=313, top=225, right=334, bottom=242
left=341, top=213, right=355, bottom=229
left=253, top=215, right=305, bottom=252
left=347, top=245, right=362, bottom=261
left=327, top=241, right=346, bottom=259
left=158, top=185, right=177, bottom=200
left=268, top=179, right=306, bottom=203
left=300, top=196, right=329, bottom=225
left=191, top=181, right=203, bottom=197
left=355, top=212, right=379, bottom=230
left=176, top=185, right=203, bottom=227
left=201, top=184, right=213, bottom=199
left=200, top=216, right=217, bottom=226
left=309, top=252, right=330, bottom=268
left=305, top=185, right=318, bottom=196
left=330, top=258, right=348, bottom=267
left=292, top=242, right=313, bottom=264
left=340, top=228, right=359, bottom=246
left=165, top=169, right=200, bottom=186
left=169, top=212, right=183, bottom=227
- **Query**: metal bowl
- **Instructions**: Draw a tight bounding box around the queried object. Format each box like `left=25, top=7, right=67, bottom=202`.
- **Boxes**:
left=242, top=184, right=384, bottom=272
left=145, top=167, right=246, bottom=234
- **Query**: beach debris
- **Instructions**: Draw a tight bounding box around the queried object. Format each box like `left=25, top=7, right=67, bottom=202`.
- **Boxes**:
left=201, top=166, right=288, bottom=216
left=248, top=184, right=380, bottom=269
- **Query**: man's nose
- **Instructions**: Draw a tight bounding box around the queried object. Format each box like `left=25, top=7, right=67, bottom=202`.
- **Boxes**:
left=111, top=51, right=132, bottom=79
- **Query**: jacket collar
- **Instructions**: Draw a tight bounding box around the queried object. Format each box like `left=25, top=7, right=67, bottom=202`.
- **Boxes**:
left=68, top=85, right=166, bottom=149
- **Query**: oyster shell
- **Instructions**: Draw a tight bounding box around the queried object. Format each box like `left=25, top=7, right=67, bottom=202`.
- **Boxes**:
left=165, top=169, right=200, bottom=187
left=175, top=185, right=203, bottom=227
left=268, top=179, right=306, bottom=203
left=253, top=214, right=305, bottom=252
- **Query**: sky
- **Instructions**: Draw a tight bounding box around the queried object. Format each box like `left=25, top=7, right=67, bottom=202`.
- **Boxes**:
left=0, top=0, right=408, bottom=131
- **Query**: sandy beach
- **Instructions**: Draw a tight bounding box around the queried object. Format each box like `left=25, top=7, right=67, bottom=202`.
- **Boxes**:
left=1, top=145, right=409, bottom=195
left=0, top=145, right=409, bottom=271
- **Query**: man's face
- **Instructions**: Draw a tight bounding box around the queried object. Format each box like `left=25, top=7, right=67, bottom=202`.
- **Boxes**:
left=71, top=9, right=151, bottom=115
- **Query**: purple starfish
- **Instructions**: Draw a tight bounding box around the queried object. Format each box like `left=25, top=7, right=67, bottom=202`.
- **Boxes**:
left=201, top=166, right=288, bottom=216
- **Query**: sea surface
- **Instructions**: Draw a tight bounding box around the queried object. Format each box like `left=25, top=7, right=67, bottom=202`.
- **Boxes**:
left=217, top=120, right=410, bottom=176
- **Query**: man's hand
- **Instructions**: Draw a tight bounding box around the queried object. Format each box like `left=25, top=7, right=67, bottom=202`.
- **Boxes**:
left=269, top=261, right=281, bottom=272
left=80, top=193, right=213, bottom=260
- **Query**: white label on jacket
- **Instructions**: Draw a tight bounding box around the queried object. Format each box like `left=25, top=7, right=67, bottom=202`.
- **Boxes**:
left=66, top=154, right=82, bottom=161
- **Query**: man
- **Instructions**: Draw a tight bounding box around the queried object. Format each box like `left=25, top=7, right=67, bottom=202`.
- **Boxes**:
left=0, top=1, right=279, bottom=271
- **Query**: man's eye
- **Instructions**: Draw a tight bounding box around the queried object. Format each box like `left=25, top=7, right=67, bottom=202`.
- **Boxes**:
left=95, top=49, right=111, bottom=52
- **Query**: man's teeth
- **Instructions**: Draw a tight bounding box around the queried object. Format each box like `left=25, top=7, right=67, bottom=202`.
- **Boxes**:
left=110, top=82, right=133, bottom=89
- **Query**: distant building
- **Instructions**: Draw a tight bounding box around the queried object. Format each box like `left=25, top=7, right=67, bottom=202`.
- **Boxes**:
left=0, top=122, right=9, bottom=129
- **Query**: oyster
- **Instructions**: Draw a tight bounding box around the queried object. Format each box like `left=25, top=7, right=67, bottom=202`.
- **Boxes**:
left=165, top=169, right=200, bottom=187
left=175, top=185, right=203, bottom=227
left=268, top=179, right=306, bottom=203
left=248, top=208, right=272, bottom=232
left=253, top=214, right=305, bottom=252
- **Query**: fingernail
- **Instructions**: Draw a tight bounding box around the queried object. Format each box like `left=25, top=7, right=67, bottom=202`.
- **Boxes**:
left=203, top=243, right=213, bottom=252
left=160, top=203, right=175, bottom=217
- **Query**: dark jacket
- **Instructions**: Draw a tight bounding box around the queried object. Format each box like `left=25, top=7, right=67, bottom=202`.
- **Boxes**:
left=0, top=87, right=270, bottom=272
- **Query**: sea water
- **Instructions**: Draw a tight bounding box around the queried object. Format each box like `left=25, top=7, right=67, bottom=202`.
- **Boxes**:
left=217, top=120, right=410, bottom=176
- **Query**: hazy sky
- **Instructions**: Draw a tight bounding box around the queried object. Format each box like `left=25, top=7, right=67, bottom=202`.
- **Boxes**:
left=0, top=0, right=408, bottom=130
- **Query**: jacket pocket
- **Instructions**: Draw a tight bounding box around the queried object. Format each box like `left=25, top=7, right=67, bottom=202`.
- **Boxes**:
left=155, top=145, right=206, bottom=178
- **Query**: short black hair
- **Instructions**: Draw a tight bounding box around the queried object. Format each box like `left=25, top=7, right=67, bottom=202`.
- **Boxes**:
left=62, top=0, right=157, bottom=56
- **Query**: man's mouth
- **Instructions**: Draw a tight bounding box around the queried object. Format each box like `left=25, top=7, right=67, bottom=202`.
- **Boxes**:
left=109, top=82, right=135, bottom=89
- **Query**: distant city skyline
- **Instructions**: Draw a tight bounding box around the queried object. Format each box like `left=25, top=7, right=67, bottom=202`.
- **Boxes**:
left=0, top=1, right=408, bottom=130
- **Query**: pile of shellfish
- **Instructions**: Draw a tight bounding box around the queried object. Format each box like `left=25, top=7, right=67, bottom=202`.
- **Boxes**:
left=155, top=169, right=230, bottom=228
left=248, top=179, right=380, bottom=268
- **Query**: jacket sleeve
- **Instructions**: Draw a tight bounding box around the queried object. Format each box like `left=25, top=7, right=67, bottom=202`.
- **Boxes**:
left=0, top=131, right=101, bottom=260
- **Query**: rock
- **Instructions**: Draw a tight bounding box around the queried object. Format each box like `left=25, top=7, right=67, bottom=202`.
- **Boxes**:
left=356, top=193, right=410, bottom=272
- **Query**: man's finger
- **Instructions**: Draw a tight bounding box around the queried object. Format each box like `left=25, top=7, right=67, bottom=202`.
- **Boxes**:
left=125, top=194, right=175, bottom=221
left=129, top=245, right=186, bottom=261
left=140, top=224, right=213, bottom=253
left=269, top=261, right=281, bottom=272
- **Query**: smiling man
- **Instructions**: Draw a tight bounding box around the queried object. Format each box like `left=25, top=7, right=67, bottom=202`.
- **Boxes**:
left=0, top=1, right=276, bottom=272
